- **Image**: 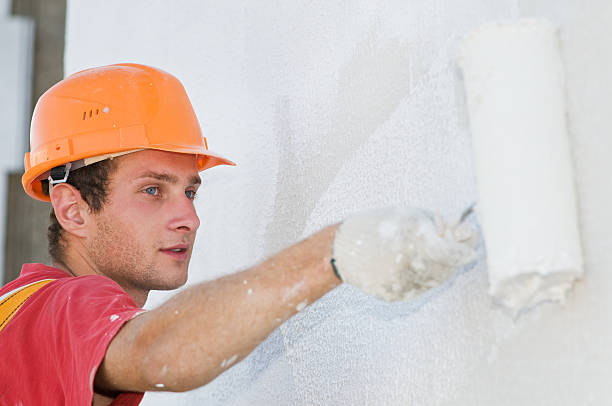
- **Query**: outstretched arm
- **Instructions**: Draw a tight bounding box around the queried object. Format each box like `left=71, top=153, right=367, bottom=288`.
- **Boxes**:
left=95, top=224, right=340, bottom=393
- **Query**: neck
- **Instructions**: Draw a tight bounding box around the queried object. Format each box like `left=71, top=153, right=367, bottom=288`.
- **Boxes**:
left=54, top=247, right=150, bottom=307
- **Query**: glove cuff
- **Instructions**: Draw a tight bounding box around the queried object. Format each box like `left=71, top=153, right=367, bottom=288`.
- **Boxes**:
left=330, top=258, right=342, bottom=281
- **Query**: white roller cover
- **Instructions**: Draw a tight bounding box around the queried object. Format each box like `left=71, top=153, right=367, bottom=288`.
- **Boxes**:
left=458, top=19, right=584, bottom=314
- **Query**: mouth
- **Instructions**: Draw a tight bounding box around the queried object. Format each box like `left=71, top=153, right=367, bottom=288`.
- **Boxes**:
left=159, top=244, right=190, bottom=261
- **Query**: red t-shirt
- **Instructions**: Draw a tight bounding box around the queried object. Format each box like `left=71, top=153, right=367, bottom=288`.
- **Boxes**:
left=0, top=263, right=146, bottom=405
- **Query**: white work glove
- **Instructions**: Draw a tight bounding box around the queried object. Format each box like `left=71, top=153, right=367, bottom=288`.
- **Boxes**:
left=332, top=206, right=479, bottom=302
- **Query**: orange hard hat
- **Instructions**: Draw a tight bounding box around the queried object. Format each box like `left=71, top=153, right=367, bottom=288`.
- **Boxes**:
left=22, top=63, right=235, bottom=202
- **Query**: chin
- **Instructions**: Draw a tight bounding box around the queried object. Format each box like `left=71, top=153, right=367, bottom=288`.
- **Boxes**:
left=157, top=273, right=189, bottom=290
left=170, top=276, right=189, bottom=289
left=146, top=266, right=188, bottom=291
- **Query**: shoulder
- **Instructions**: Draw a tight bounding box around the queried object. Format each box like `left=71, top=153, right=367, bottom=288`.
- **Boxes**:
left=7, top=266, right=145, bottom=324
left=0, top=265, right=145, bottom=404
left=53, top=273, right=132, bottom=298
left=4, top=264, right=138, bottom=308
left=43, top=274, right=143, bottom=319
left=0, top=263, right=67, bottom=295
left=1, top=264, right=144, bottom=342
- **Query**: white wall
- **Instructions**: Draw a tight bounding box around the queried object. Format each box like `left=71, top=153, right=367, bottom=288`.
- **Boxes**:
left=65, top=1, right=612, bottom=404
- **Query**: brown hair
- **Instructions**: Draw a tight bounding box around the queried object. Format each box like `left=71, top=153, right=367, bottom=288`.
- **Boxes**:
left=47, top=158, right=118, bottom=264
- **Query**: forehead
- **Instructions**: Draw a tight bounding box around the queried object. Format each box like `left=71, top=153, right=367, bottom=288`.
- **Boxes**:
left=113, top=150, right=200, bottom=181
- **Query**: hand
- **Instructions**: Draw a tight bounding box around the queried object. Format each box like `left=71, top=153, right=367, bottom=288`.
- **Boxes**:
left=332, top=207, right=479, bottom=302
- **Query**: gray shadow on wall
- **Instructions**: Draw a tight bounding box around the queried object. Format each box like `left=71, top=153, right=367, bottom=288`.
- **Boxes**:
left=264, top=31, right=425, bottom=253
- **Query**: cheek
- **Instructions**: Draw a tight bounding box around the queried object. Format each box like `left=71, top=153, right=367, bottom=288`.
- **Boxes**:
left=92, top=220, right=145, bottom=271
left=110, top=199, right=154, bottom=228
left=95, top=214, right=140, bottom=251
left=118, top=201, right=169, bottom=231
left=115, top=219, right=154, bottom=250
left=102, top=198, right=170, bottom=248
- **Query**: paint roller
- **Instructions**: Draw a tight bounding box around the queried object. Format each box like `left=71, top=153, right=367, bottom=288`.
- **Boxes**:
left=457, top=19, right=584, bottom=315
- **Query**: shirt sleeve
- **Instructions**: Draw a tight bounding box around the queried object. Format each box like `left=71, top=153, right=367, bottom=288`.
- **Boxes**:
left=35, top=275, right=146, bottom=405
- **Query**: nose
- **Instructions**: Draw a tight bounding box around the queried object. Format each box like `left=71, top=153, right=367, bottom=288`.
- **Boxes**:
left=167, top=193, right=201, bottom=233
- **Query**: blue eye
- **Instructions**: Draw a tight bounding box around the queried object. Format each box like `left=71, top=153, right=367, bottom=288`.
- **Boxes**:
left=144, top=186, right=159, bottom=195
left=185, top=190, right=197, bottom=200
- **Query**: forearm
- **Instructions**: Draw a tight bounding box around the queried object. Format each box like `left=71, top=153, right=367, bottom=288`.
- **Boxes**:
left=97, top=224, right=340, bottom=392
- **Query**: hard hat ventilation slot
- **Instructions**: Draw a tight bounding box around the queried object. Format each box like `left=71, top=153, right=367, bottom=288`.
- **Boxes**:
left=82, top=109, right=101, bottom=120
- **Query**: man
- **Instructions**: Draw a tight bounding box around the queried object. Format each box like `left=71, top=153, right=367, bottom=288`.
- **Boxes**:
left=0, top=64, right=476, bottom=405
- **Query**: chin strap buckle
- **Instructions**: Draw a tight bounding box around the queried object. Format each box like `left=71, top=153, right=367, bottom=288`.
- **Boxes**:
left=48, top=162, right=72, bottom=186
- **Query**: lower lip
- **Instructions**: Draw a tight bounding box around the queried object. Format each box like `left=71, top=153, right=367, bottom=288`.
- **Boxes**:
left=160, top=249, right=189, bottom=261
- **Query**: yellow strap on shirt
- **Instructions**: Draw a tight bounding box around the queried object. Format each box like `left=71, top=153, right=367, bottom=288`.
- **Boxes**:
left=0, top=279, right=55, bottom=333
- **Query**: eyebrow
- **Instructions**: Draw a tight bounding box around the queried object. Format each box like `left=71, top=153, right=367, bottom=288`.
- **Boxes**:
left=135, top=171, right=201, bottom=186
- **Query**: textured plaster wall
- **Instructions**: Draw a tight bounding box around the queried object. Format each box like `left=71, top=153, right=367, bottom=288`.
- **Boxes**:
left=65, top=1, right=611, bottom=404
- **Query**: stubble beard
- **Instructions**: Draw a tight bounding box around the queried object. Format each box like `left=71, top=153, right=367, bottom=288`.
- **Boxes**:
left=88, top=217, right=169, bottom=293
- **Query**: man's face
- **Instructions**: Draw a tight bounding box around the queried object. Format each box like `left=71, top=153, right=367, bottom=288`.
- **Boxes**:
left=86, top=150, right=201, bottom=293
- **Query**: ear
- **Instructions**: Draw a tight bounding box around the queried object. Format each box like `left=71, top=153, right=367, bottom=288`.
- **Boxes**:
left=49, top=183, right=91, bottom=238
